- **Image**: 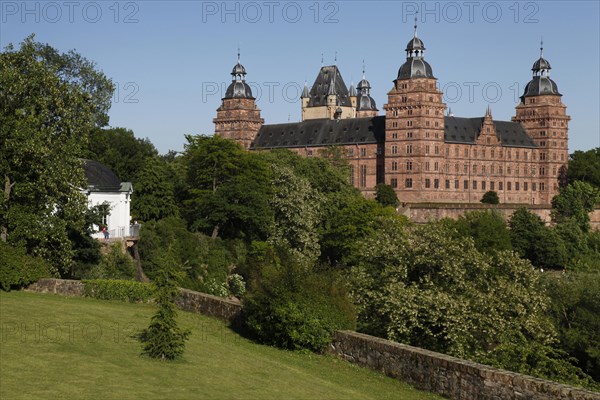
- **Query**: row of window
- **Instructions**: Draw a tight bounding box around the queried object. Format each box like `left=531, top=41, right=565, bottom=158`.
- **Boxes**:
left=387, top=144, right=565, bottom=162
left=390, top=162, right=559, bottom=177
left=392, top=178, right=547, bottom=192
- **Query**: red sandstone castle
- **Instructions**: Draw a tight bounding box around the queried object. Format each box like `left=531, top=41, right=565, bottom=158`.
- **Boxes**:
left=213, top=27, right=569, bottom=205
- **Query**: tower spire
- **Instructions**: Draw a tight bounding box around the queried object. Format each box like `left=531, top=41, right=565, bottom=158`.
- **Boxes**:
left=334, top=51, right=338, bottom=65
left=237, top=44, right=240, bottom=63
left=413, top=11, right=418, bottom=37
left=362, top=59, right=366, bottom=79
left=321, top=53, right=324, bottom=67
left=540, top=37, right=544, bottom=58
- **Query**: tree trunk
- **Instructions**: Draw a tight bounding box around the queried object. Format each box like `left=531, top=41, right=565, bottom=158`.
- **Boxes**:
left=132, top=242, right=149, bottom=282
left=2, top=175, right=15, bottom=242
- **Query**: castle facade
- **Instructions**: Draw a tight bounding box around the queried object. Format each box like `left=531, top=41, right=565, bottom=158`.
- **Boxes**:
left=214, top=28, right=569, bottom=205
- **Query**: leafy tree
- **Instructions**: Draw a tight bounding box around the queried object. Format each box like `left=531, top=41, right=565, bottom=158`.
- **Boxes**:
left=182, top=135, right=273, bottom=240
left=569, top=148, right=600, bottom=188
left=508, top=207, right=567, bottom=269
left=480, top=190, right=499, bottom=204
left=551, top=181, right=600, bottom=232
left=453, top=211, right=512, bottom=254
left=138, top=246, right=190, bottom=360
left=86, top=127, right=158, bottom=183
left=244, top=245, right=355, bottom=352
left=545, top=273, right=600, bottom=384
left=350, top=220, right=595, bottom=387
left=132, top=157, right=178, bottom=222
left=268, top=164, right=323, bottom=264
left=1, top=36, right=109, bottom=273
left=375, top=184, right=400, bottom=208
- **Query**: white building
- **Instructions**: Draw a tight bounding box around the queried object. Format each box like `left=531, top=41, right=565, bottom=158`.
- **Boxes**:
left=83, top=160, right=134, bottom=239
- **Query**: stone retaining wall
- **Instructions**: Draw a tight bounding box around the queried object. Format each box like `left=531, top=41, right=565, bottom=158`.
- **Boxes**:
left=328, top=331, right=600, bottom=400
left=25, top=279, right=600, bottom=399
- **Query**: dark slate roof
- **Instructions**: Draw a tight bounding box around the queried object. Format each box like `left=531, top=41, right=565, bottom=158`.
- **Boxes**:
left=521, top=76, right=561, bottom=98
left=251, top=116, right=385, bottom=149
left=397, top=57, right=434, bottom=80
left=307, top=65, right=352, bottom=107
left=444, top=116, right=537, bottom=148
left=83, top=160, right=122, bottom=191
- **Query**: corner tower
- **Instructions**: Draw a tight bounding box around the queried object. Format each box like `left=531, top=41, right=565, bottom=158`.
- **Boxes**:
left=213, top=52, right=264, bottom=149
left=356, top=64, right=378, bottom=118
left=383, top=20, right=446, bottom=201
left=512, top=42, right=569, bottom=203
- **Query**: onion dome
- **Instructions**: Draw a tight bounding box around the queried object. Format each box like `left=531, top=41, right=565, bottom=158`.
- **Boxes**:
left=396, top=19, right=435, bottom=80
left=356, top=67, right=378, bottom=111
left=224, top=50, right=254, bottom=99
left=521, top=41, right=560, bottom=100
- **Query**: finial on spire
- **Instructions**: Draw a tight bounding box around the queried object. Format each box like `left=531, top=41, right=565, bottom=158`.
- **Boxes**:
left=237, top=44, right=240, bottom=62
left=540, top=37, right=544, bottom=58
left=362, top=59, right=366, bottom=79
left=334, top=51, right=338, bottom=65
left=321, top=53, right=324, bottom=67
left=414, top=11, right=418, bottom=37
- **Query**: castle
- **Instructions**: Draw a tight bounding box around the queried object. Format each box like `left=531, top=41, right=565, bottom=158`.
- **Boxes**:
left=213, top=25, right=569, bottom=205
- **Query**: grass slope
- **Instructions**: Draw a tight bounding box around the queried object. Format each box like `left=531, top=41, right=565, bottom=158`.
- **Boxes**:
left=0, top=291, right=441, bottom=400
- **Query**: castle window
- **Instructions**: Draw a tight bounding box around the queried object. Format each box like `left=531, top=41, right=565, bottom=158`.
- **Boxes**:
left=515, top=182, right=520, bottom=191
left=473, top=165, right=477, bottom=174
left=455, top=148, right=459, bottom=156
left=482, top=181, right=486, bottom=191
left=487, top=127, right=490, bottom=133
left=426, top=109, right=430, bottom=115
left=499, top=182, right=503, bottom=191
left=473, top=180, right=477, bottom=190
left=482, top=150, right=486, bottom=158
left=464, top=149, right=468, bottom=157
left=391, top=178, right=398, bottom=189
left=455, top=163, right=459, bottom=173
left=524, top=152, right=528, bottom=160
left=499, top=166, right=503, bottom=174
left=434, top=179, right=439, bottom=189
left=508, top=150, right=512, bottom=159
left=392, top=132, right=398, bottom=139
left=405, top=178, right=413, bottom=188
left=349, top=165, right=354, bottom=185
left=560, top=153, right=564, bottom=161
left=491, top=150, right=495, bottom=158
left=553, top=166, right=557, bottom=175
left=552, top=153, right=557, bottom=161
left=491, top=165, right=495, bottom=174
left=407, top=120, right=413, bottom=127
left=406, top=145, right=413, bottom=154
left=482, top=166, right=486, bottom=175
left=429, top=96, right=433, bottom=102
left=408, top=110, right=413, bottom=115
left=540, top=141, right=546, bottom=147
left=391, top=145, right=398, bottom=155
left=392, top=161, right=398, bottom=171
left=361, top=148, right=367, bottom=157
left=444, top=163, right=449, bottom=173
left=455, top=180, right=459, bottom=189
left=307, top=150, right=313, bottom=156
left=490, top=181, right=495, bottom=191
left=507, top=182, right=512, bottom=191
left=464, top=180, right=469, bottom=189
left=435, top=121, right=439, bottom=127
left=426, top=121, right=430, bottom=127
left=426, top=145, right=430, bottom=155
left=540, top=153, right=546, bottom=160
left=425, top=162, right=430, bottom=171
left=463, top=164, right=468, bottom=174
left=406, top=161, right=413, bottom=171
left=445, top=180, right=450, bottom=189
left=435, top=132, right=439, bottom=139
left=474, top=149, right=478, bottom=158
left=516, top=151, right=520, bottom=160
left=540, top=182, right=545, bottom=191
left=532, top=182, right=537, bottom=191
left=507, top=166, right=511, bottom=175
left=540, top=130, right=546, bottom=136
left=426, top=131, right=430, bottom=138
left=406, top=132, right=413, bottom=138
left=348, top=148, right=354, bottom=156
left=402, top=97, right=407, bottom=102
left=524, top=182, right=528, bottom=191
left=425, top=179, right=431, bottom=188
left=360, top=165, right=367, bottom=187
left=435, top=146, right=439, bottom=155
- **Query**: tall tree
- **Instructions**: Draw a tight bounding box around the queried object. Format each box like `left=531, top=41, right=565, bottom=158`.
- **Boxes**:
left=375, top=183, right=400, bottom=208
left=131, top=157, right=178, bottom=222
left=1, top=36, right=112, bottom=273
left=182, top=135, right=273, bottom=240
left=568, top=148, right=600, bottom=189
left=551, top=181, right=600, bottom=232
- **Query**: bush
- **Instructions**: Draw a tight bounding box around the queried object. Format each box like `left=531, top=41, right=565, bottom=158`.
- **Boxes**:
left=0, top=241, right=52, bottom=291
left=83, top=279, right=156, bottom=303
left=243, top=247, right=355, bottom=352
left=481, top=190, right=500, bottom=204
left=227, top=273, right=246, bottom=297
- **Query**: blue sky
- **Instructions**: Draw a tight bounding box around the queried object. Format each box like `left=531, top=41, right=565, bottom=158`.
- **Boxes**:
left=2, top=0, right=599, bottom=154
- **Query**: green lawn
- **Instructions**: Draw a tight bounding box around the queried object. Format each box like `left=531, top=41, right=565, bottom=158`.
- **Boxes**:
left=0, top=291, right=442, bottom=400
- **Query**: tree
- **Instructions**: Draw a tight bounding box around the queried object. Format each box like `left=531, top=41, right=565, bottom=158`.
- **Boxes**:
left=131, top=157, right=178, bottom=222
left=375, top=184, right=400, bottom=208
left=86, top=127, right=158, bottom=183
left=350, top=220, right=595, bottom=387
left=1, top=36, right=110, bottom=273
left=268, top=164, right=323, bottom=264
left=568, top=148, right=600, bottom=189
left=480, top=191, right=499, bottom=204
left=551, top=181, right=600, bottom=232
left=182, top=135, right=273, bottom=241
left=138, top=247, right=190, bottom=360
left=508, top=207, right=567, bottom=269
left=454, top=211, right=512, bottom=254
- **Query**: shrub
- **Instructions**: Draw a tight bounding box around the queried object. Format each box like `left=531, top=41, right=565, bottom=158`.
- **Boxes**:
left=481, top=190, right=500, bottom=204
left=227, top=273, right=246, bottom=297
left=0, top=241, right=52, bottom=291
left=243, top=247, right=355, bottom=352
left=83, top=279, right=156, bottom=303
